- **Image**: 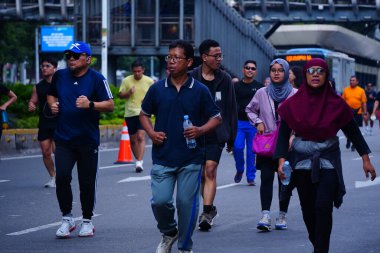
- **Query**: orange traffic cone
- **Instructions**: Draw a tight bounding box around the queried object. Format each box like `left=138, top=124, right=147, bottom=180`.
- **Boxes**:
left=114, top=121, right=134, bottom=164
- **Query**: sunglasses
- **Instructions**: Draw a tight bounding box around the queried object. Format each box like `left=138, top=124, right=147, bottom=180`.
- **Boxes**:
left=244, top=66, right=257, bottom=71
left=306, top=67, right=325, bottom=75
left=65, top=52, right=85, bottom=60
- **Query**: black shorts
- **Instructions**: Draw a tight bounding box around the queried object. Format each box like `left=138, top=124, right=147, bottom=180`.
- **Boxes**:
left=205, top=142, right=225, bottom=163
left=125, top=116, right=142, bottom=135
left=38, top=128, right=55, bottom=141
left=353, top=114, right=363, bottom=127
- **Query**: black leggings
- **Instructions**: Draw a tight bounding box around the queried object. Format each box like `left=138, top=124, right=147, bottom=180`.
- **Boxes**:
left=257, top=156, right=291, bottom=212
left=55, top=142, right=99, bottom=219
left=295, top=169, right=338, bottom=253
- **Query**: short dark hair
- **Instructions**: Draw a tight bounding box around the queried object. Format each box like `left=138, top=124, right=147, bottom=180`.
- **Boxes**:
left=40, top=57, right=58, bottom=68
left=244, top=60, right=257, bottom=67
left=198, top=39, right=220, bottom=56
left=131, top=60, right=144, bottom=69
left=169, top=39, right=194, bottom=59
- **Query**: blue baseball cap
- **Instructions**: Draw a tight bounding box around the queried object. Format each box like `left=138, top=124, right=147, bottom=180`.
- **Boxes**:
left=64, top=41, right=92, bottom=56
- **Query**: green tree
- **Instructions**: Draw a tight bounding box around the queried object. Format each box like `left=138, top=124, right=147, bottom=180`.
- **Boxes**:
left=0, top=22, right=35, bottom=83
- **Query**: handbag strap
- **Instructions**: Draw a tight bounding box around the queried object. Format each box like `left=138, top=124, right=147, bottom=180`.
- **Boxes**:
left=266, top=88, right=278, bottom=124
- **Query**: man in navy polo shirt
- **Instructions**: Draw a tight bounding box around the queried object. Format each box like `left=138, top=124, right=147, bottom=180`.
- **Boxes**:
left=47, top=41, right=114, bottom=238
left=140, top=40, right=221, bottom=253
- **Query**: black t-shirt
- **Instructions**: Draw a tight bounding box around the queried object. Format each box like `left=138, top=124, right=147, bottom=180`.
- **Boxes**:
left=36, top=79, right=57, bottom=129
left=234, top=79, right=263, bottom=121
left=0, top=84, right=10, bottom=125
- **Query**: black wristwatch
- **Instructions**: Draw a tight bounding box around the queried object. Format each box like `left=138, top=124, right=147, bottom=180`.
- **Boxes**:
left=89, top=101, right=95, bottom=110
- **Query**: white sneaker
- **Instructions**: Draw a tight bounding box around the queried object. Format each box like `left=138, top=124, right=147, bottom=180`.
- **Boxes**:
left=56, top=216, right=76, bottom=238
left=275, top=212, right=288, bottom=230
left=257, top=211, right=271, bottom=231
left=135, top=160, right=144, bottom=173
left=156, top=232, right=178, bottom=253
left=44, top=177, right=56, bottom=188
left=179, top=250, right=193, bottom=253
left=78, top=219, right=95, bottom=237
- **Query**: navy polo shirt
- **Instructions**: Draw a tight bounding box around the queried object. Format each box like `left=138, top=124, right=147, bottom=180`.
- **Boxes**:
left=48, top=68, right=113, bottom=146
left=141, top=76, right=221, bottom=167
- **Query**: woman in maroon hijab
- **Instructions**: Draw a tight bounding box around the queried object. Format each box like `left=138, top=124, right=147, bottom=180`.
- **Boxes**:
left=274, top=58, right=376, bottom=253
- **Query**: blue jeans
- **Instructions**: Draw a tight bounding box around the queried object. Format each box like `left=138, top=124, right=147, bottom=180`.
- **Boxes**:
left=233, top=120, right=256, bottom=182
left=151, top=163, right=202, bottom=251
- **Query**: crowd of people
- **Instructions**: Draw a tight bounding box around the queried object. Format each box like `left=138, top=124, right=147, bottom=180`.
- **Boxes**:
left=1, top=39, right=379, bottom=253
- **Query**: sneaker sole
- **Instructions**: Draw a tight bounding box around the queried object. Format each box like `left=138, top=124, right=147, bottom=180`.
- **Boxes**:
left=275, top=225, right=287, bottom=230
left=198, top=214, right=218, bottom=231
left=257, top=224, right=271, bottom=232
left=56, top=225, right=76, bottom=238
left=78, top=228, right=95, bottom=237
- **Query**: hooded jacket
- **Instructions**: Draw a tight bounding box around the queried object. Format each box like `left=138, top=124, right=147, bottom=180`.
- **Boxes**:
left=190, top=66, right=237, bottom=147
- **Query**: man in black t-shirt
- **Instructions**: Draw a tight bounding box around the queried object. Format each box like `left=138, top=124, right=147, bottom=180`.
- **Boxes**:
left=233, top=60, right=263, bottom=186
left=28, top=57, right=58, bottom=188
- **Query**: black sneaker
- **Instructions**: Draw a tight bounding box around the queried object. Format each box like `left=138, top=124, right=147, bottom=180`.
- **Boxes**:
left=198, top=206, right=218, bottom=231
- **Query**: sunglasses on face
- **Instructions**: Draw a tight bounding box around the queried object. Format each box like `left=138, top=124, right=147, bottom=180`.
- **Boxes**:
left=244, top=66, right=256, bottom=71
left=65, top=52, right=85, bottom=60
left=306, top=67, right=325, bottom=75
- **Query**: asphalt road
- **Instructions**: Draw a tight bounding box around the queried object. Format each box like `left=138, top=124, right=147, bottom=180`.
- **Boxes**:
left=1, top=129, right=380, bottom=253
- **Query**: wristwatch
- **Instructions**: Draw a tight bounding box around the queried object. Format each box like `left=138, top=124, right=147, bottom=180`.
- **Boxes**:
left=89, top=101, right=95, bottom=110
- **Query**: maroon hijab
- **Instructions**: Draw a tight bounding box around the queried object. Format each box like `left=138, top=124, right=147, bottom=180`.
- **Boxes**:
left=277, top=58, right=353, bottom=141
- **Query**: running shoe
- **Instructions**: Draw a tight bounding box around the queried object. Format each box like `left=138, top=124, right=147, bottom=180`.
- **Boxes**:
left=56, top=216, right=76, bottom=238
left=275, top=212, right=287, bottom=230
left=44, top=177, right=56, bottom=188
left=234, top=172, right=243, bottom=183
left=78, top=219, right=95, bottom=237
left=257, top=211, right=271, bottom=231
left=156, top=232, right=178, bottom=253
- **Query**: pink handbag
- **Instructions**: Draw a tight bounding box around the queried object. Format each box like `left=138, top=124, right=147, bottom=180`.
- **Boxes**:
left=252, top=129, right=279, bottom=157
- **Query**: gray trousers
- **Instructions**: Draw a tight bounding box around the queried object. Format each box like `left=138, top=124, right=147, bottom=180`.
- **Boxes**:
left=151, top=163, right=202, bottom=251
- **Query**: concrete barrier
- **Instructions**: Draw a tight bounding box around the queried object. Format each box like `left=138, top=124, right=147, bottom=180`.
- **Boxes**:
left=0, top=125, right=123, bottom=156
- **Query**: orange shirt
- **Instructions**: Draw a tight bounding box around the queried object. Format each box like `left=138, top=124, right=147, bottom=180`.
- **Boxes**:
left=342, top=85, right=367, bottom=114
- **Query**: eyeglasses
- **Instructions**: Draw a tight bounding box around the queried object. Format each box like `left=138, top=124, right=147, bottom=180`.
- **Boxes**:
left=270, top=68, right=285, bottom=74
left=165, top=55, right=187, bottom=63
left=206, top=54, right=223, bottom=60
left=306, top=67, right=325, bottom=75
left=244, top=66, right=256, bottom=71
left=40, top=64, right=53, bottom=69
left=65, top=52, right=85, bottom=60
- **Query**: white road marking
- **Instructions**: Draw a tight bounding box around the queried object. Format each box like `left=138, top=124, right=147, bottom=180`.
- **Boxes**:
left=355, top=177, right=380, bottom=188
left=217, top=183, right=239, bottom=189
left=99, top=164, right=134, bottom=170
left=6, top=214, right=101, bottom=236
left=0, top=180, right=10, bottom=183
left=118, top=176, right=151, bottom=183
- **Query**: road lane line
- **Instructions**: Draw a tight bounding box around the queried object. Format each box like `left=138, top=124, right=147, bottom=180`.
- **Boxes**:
left=217, top=183, right=239, bottom=189
left=0, top=180, right=10, bottom=183
left=118, top=176, right=151, bottom=183
left=99, top=164, right=134, bottom=170
left=355, top=177, right=380, bottom=188
left=6, top=214, right=102, bottom=236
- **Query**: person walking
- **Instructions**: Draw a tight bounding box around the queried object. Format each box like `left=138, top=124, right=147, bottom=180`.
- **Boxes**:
left=233, top=60, right=263, bottom=186
left=342, top=76, right=367, bottom=151
left=289, top=66, right=302, bottom=89
left=119, top=60, right=154, bottom=172
left=190, top=39, right=237, bottom=231
left=275, top=58, right=376, bottom=253
left=47, top=41, right=114, bottom=238
left=364, top=82, right=376, bottom=135
left=245, top=58, right=297, bottom=231
left=140, top=40, right=221, bottom=253
left=371, top=90, right=380, bottom=125
left=28, top=57, right=58, bottom=188
left=0, top=84, right=17, bottom=139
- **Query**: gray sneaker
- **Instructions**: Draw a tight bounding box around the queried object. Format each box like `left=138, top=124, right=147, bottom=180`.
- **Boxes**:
left=198, top=206, right=218, bottom=231
left=257, top=211, right=271, bottom=232
left=156, top=232, right=178, bottom=253
left=179, top=250, right=193, bottom=253
left=275, top=212, right=287, bottom=230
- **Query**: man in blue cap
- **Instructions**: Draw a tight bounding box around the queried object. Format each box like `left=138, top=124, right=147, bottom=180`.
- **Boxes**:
left=47, top=41, right=114, bottom=238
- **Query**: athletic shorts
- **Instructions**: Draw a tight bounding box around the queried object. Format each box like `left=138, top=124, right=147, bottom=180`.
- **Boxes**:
left=38, top=128, right=55, bottom=141
left=205, top=142, right=225, bottom=163
left=125, top=116, right=142, bottom=135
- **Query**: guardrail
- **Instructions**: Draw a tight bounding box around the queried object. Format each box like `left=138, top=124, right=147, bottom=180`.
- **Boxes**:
left=0, top=125, right=122, bottom=156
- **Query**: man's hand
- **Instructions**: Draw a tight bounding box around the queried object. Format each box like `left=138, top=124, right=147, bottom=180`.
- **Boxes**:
left=150, top=131, right=167, bottom=146
left=76, top=95, right=90, bottom=109
left=50, top=102, right=59, bottom=114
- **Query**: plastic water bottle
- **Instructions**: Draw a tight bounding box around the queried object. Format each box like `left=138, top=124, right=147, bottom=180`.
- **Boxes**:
left=1, top=110, right=9, bottom=129
left=281, top=161, right=292, bottom=185
left=183, top=115, right=196, bottom=149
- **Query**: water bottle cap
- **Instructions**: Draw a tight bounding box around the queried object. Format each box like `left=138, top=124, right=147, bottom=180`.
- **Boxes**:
left=184, top=115, right=189, bottom=120
left=284, top=161, right=289, bottom=165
